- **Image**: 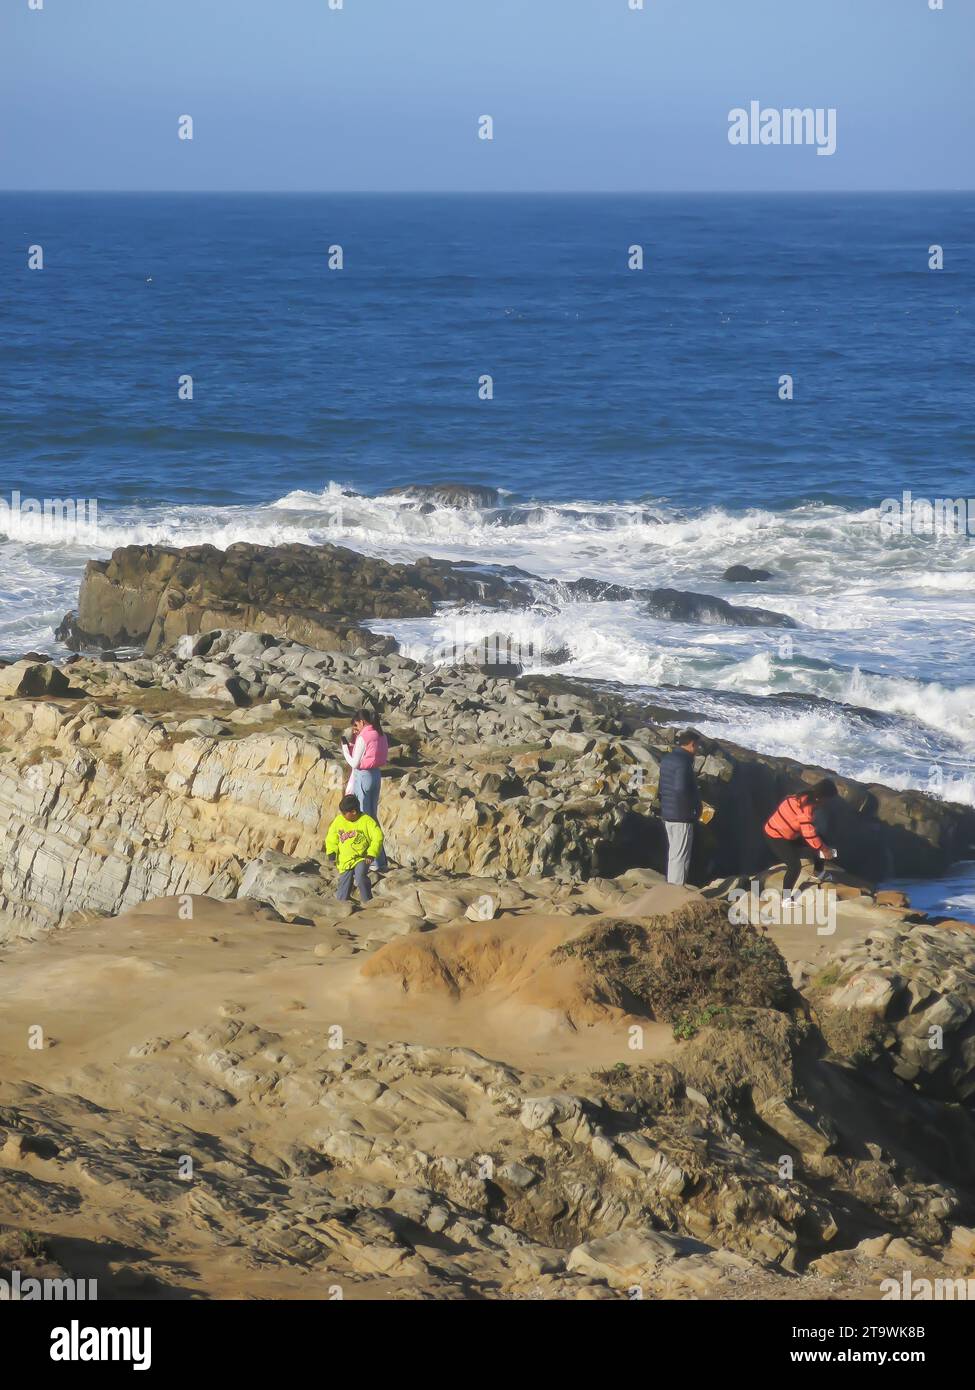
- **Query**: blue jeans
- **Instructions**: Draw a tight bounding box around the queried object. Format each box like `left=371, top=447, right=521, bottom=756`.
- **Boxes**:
left=351, top=768, right=388, bottom=870
left=336, top=860, right=372, bottom=902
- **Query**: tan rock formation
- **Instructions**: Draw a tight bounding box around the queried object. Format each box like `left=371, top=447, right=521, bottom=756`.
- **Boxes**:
left=62, top=540, right=535, bottom=653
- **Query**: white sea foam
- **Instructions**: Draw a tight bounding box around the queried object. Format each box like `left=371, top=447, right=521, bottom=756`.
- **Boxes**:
left=4, top=482, right=975, bottom=809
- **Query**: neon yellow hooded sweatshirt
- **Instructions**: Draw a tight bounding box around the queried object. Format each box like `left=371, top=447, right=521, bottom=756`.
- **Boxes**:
left=325, top=813, right=384, bottom=872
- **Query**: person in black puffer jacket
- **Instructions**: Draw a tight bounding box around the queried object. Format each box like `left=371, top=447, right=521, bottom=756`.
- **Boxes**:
left=658, top=729, right=703, bottom=885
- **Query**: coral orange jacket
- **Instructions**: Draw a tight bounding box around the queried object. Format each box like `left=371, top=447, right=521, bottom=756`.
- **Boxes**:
left=764, top=795, right=826, bottom=851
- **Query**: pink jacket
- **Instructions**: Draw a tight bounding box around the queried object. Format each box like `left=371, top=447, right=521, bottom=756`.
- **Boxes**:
left=357, top=724, right=389, bottom=770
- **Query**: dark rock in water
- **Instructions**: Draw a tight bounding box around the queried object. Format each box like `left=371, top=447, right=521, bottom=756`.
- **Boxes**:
left=383, top=483, right=500, bottom=509
left=490, top=504, right=658, bottom=530
left=723, top=565, right=774, bottom=583
left=561, top=577, right=638, bottom=603
left=643, top=587, right=796, bottom=629
left=491, top=506, right=550, bottom=527
left=62, top=541, right=536, bottom=656
left=55, top=612, right=82, bottom=647
left=452, top=560, right=541, bottom=582
left=541, top=644, right=572, bottom=666
left=459, top=632, right=524, bottom=678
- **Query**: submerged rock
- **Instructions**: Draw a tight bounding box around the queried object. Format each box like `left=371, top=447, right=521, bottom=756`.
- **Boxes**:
left=643, top=587, right=796, bottom=629
left=381, top=482, right=501, bottom=508
left=723, top=565, right=774, bottom=583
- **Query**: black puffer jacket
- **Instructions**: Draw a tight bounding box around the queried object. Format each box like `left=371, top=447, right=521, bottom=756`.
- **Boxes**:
left=658, top=748, right=701, bottom=823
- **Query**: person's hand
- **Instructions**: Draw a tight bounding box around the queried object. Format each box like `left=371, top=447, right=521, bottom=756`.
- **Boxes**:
left=822, top=846, right=837, bottom=860
left=361, top=857, right=373, bottom=867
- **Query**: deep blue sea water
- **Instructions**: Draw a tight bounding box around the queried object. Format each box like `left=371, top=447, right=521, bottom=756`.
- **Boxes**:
left=2, top=192, right=972, bottom=509
left=2, top=192, right=974, bottom=909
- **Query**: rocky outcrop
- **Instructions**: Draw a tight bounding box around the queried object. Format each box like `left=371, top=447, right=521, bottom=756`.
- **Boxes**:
left=643, top=588, right=796, bottom=629
left=1, top=632, right=972, bottom=934
left=6, top=558, right=975, bottom=1301
left=518, top=674, right=975, bottom=879
left=59, top=541, right=810, bottom=661
left=60, top=541, right=537, bottom=654
left=0, top=666, right=644, bottom=933
left=807, top=921, right=975, bottom=1102
left=1, top=639, right=974, bottom=1297
left=691, top=736, right=973, bottom=881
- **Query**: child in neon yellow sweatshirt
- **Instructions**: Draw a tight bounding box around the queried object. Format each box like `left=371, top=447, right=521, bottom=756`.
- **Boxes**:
left=325, top=794, right=385, bottom=902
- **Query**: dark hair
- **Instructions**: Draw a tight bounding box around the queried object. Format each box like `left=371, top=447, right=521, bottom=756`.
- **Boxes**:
left=677, top=728, right=702, bottom=748
left=339, top=794, right=361, bottom=814
left=353, top=708, right=382, bottom=734
left=800, top=778, right=838, bottom=806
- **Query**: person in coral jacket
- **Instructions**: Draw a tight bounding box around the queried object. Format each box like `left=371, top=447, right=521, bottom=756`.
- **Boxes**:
left=764, top=779, right=839, bottom=894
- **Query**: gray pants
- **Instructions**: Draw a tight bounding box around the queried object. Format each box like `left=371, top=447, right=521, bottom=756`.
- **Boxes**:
left=664, top=822, right=694, bottom=885
left=336, top=861, right=372, bottom=902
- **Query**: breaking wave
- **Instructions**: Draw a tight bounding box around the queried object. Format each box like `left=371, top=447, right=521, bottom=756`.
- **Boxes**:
left=3, top=480, right=975, bottom=805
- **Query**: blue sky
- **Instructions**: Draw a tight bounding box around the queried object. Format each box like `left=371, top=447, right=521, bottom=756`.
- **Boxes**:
left=2, top=0, right=972, bottom=192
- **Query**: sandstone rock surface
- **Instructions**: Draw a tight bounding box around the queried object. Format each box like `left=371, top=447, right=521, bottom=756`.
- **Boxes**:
left=1, top=631, right=971, bottom=936
left=2, top=886, right=974, bottom=1300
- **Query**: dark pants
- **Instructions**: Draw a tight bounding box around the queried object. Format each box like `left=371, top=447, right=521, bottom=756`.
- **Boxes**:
left=764, top=834, right=813, bottom=892
left=337, top=860, right=372, bottom=903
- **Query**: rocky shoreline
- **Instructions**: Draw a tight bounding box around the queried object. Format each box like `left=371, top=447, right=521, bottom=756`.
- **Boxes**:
left=2, top=538, right=975, bottom=1300
left=55, top=537, right=803, bottom=658
left=1, top=625, right=972, bottom=935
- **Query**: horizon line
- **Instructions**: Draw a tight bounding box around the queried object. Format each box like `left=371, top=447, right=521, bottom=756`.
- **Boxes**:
left=1, top=187, right=972, bottom=197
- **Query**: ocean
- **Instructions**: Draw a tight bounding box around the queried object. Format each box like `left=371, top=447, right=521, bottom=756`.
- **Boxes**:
left=2, top=191, right=974, bottom=913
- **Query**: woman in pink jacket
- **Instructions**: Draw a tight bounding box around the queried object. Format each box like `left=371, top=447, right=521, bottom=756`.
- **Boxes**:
left=342, top=709, right=390, bottom=871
